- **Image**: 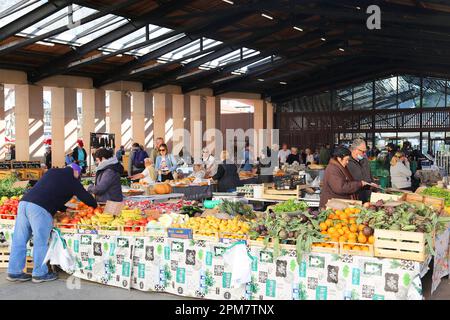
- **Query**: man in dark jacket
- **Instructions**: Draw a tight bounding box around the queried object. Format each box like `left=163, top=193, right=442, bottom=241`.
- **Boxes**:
left=212, top=151, right=241, bottom=192
left=347, top=138, right=373, bottom=203
left=88, top=148, right=124, bottom=203
left=319, top=144, right=331, bottom=165
left=7, top=163, right=97, bottom=283
left=128, top=143, right=149, bottom=175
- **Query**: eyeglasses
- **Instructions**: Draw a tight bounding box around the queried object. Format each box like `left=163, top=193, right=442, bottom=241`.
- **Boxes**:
left=159, top=149, right=166, bottom=152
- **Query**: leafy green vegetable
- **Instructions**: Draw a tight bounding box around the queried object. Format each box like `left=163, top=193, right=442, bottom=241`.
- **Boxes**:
left=272, top=199, right=308, bottom=213
left=0, top=174, right=26, bottom=197
left=218, top=199, right=255, bottom=219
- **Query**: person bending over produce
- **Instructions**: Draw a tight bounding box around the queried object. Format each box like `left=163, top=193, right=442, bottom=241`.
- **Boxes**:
left=129, top=158, right=157, bottom=184
left=88, top=148, right=124, bottom=202
left=7, top=163, right=97, bottom=283
left=320, top=147, right=371, bottom=209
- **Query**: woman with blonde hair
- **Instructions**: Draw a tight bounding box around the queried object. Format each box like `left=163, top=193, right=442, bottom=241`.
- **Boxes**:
left=212, top=150, right=240, bottom=192
left=390, top=152, right=412, bottom=190
left=129, top=158, right=157, bottom=184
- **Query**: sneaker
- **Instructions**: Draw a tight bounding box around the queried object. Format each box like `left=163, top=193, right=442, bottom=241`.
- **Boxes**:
left=7, top=273, right=32, bottom=282
left=32, top=272, right=58, bottom=283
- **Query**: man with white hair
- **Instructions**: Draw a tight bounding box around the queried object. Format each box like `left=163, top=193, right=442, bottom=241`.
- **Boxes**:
left=347, top=138, right=373, bottom=203
left=202, top=148, right=217, bottom=177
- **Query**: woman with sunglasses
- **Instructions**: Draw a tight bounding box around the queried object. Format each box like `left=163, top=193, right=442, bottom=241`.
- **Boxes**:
left=155, top=144, right=178, bottom=182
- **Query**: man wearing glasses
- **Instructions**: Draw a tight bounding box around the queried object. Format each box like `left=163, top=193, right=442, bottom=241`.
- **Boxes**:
left=347, top=138, right=374, bottom=203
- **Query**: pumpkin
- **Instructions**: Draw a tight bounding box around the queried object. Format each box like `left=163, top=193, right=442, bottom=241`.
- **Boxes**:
left=154, top=183, right=172, bottom=194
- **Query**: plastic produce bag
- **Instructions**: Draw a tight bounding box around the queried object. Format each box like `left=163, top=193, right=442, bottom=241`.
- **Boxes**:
left=310, top=176, right=321, bottom=188
left=43, top=229, right=75, bottom=274
left=222, top=242, right=253, bottom=288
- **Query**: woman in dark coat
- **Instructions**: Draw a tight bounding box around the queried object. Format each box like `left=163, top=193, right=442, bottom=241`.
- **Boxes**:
left=212, top=150, right=241, bottom=192
left=319, top=147, right=369, bottom=208
left=87, top=148, right=124, bottom=203
left=72, top=139, right=88, bottom=174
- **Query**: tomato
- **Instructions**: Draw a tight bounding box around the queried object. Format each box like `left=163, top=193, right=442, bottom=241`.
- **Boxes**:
left=60, top=217, right=70, bottom=224
left=124, top=226, right=132, bottom=232
left=87, top=207, right=94, bottom=214
left=86, top=213, right=94, bottom=219
left=94, top=208, right=103, bottom=215
left=138, top=218, right=147, bottom=225
left=7, top=216, right=14, bottom=220
left=125, top=220, right=134, bottom=227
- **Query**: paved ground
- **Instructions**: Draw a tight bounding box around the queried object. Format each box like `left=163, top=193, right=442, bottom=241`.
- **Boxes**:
left=0, top=269, right=448, bottom=300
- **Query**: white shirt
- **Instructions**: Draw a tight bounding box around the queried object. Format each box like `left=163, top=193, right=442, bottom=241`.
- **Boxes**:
left=203, top=155, right=217, bottom=176
left=140, top=167, right=156, bottom=184
left=390, top=161, right=412, bottom=189
left=278, top=149, right=291, bottom=163
left=306, top=154, right=315, bottom=164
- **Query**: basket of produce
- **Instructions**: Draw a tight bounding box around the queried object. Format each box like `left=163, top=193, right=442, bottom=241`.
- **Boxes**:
left=311, top=242, right=340, bottom=254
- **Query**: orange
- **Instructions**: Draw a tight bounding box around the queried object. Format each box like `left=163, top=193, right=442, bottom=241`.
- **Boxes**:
left=342, top=226, right=350, bottom=233
left=350, top=224, right=358, bottom=233
left=353, top=208, right=361, bottom=214
left=368, top=235, right=375, bottom=244
left=335, top=223, right=342, bottom=229
left=352, top=245, right=361, bottom=251
left=328, top=227, right=336, bottom=234
left=343, top=244, right=352, bottom=250
left=348, top=233, right=357, bottom=242
left=321, top=230, right=328, bottom=235
left=331, top=236, right=339, bottom=242
left=339, top=236, right=347, bottom=243
left=349, top=218, right=356, bottom=224
left=338, top=229, right=345, bottom=235
left=325, top=219, right=333, bottom=227
left=358, top=224, right=365, bottom=231
left=341, top=218, right=349, bottom=225
left=328, top=214, right=336, bottom=220
left=344, top=208, right=353, bottom=215
left=320, top=222, right=328, bottom=231
left=358, top=234, right=367, bottom=244
left=344, top=229, right=351, bottom=235
left=361, top=246, right=369, bottom=252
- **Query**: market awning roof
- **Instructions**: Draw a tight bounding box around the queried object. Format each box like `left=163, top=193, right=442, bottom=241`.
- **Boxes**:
left=1, top=0, right=450, bottom=103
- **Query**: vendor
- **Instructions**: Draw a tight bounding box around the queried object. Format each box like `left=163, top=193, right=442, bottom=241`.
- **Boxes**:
left=213, top=150, right=240, bottom=192
left=286, top=147, right=301, bottom=165
left=390, top=152, right=412, bottom=190
left=87, top=148, right=124, bottom=202
left=202, top=148, right=217, bottom=177
left=8, top=163, right=97, bottom=283
left=347, top=138, right=373, bottom=203
left=129, top=158, right=157, bottom=184
left=320, top=147, right=370, bottom=208
left=155, top=143, right=178, bottom=182
left=72, top=139, right=87, bottom=174
left=190, top=163, right=206, bottom=180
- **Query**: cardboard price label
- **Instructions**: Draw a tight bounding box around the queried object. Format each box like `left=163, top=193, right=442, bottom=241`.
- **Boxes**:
left=103, top=201, right=124, bottom=216
left=12, top=181, right=29, bottom=189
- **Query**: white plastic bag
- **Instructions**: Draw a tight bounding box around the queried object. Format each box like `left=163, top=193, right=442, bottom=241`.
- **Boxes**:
left=43, top=229, right=76, bottom=274
left=222, top=242, right=253, bottom=288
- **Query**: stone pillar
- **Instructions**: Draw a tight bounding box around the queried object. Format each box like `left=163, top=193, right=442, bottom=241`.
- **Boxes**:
left=172, top=94, right=185, bottom=157
left=81, top=89, right=106, bottom=150
left=205, top=96, right=221, bottom=154
left=144, top=93, right=153, bottom=150
left=253, top=99, right=265, bottom=161
left=153, top=92, right=166, bottom=147
left=50, top=87, right=77, bottom=167
left=266, top=102, right=274, bottom=147
left=0, top=84, right=4, bottom=159
left=15, top=84, right=44, bottom=161
left=190, top=95, right=202, bottom=162
left=109, top=91, right=131, bottom=150
left=131, top=92, right=146, bottom=147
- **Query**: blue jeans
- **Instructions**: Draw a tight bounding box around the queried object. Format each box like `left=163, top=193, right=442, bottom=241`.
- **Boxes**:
left=8, top=201, right=53, bottom=277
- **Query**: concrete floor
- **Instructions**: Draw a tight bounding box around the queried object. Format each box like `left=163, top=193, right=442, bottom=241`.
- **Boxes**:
left=0, top=270, right=447, bottom=300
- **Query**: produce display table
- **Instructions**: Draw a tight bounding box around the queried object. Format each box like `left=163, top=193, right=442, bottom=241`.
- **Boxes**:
left=57, top=232, right=424, bottom=300
left=124, top=193, right=185, bottom=203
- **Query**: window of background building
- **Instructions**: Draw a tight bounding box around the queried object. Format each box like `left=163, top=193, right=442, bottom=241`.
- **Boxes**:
left=335, top=87, right=353, bottom=111
left=398, top=75, right=421, bottom=109
left=353, top=81, right=373, bottom=110
left=422, top=78, right=446, bottom=108
left=375, top=76, right=397, bottom=109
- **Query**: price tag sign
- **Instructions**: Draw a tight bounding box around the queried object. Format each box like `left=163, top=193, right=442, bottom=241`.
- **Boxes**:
left=12, top=181, right=29, bottom=189
left=103, top=200, right=124, bottom=216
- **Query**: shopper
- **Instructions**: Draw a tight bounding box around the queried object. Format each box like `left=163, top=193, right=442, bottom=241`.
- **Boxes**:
left=241, top=142, right=253, bottom=172
left=129, top=158, right=157, bottom=184
left=347, top=138, right=373, bottom=203
left=278, top=143, right=291, bottom=166
left=286, top=147, right=301, bottom=165
left=320, top=147, right=370, bottom=208
left=44, top=146, right=52, bottom=169
left=190, top=163, right=206, bottom=180
left=155, top=143, right=178, bottom=182
left=87, top=148, right=124, bottom=203
left=319, top=144, right=331, bottom=165
left=213, top=150, right=241, bottom=192
left=305, top=148, right=315, bottom=165
left=202, top=148, right=217, bottom=177
left=7, top=163, right=97, bottom=283
left=149, top=137, right=164, bottom=164
left=72, top=139, right=88, bottom=174
left=115, top=145, right=125, bottom=162
left=390, top=152, right=413, bottom=190
left=129, top=142, right=149, bottom=175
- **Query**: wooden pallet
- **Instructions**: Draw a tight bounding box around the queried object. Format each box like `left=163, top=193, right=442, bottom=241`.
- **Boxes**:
left=0, top=247, right=33, bottom=272
left=374, top=229, right=426, bottom=262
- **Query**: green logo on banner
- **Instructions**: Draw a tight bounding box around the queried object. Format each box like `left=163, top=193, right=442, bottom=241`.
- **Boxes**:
left=176, top=268, right=186, bottom=284
left=205, top=252, right=212, bottom=266
left=138, top=263, right=145, bottom=279
left=73, top=240, right=79, bottom=253
left=164, top=246, right=170, bottom=260
left=122, top=262, right=131, bottom=277
left=85, top=258, right=94, bottom=270
left=109, top=243, right=116, bottom=256
left=251, top=256, right=258, bottom=271
left=352, top=268, right=360, bottom=285
left=222, top=272, right=232, bottom=288
left=265, top=280, right=276, bottom=298
left=315, top=286, right=328, bottom=300
left=372, top=294, right=385, bottom=300
left=299, top=261, right=307, bottom=278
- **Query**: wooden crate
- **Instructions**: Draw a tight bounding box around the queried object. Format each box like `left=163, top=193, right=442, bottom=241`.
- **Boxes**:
left=405, top=193, right=424, bottom=204
left=340, top=242, right=374, bottom=257
left=0, top=247, right=33, bottom=272
left=370, top=192, right=403, bottom=203
left=423, top=196, right=445, bottom=211
left=311, top=242, right=339, bottom=254
left=262, top=184, right=300, bottom=201
left=193, top=230, right=218, bottom=242
left=374, top=229, right=426, bottom=262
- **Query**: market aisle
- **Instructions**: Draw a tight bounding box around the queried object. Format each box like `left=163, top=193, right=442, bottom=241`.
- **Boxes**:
left=0, top=271, right=192, bottom=300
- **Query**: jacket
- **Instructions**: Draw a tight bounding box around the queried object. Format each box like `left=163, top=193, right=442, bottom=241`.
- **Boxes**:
left=347, top=156, right=373, bottom=202
left=390, top=161, right=412, bottom=189
left=72, top=147, right=87, bottom=167
left=131, top=148, right=148, bottom=168
left=88, top=157, right=124, bottom=203
left=155, top=154, right=177, bottom=173
left=22, top=167, right=97, bottom=215
left=213, top=161, right=241, bottom=192
left=320, top=159, right=362, bottom=208
left=319, top=147, right=331, bottom=165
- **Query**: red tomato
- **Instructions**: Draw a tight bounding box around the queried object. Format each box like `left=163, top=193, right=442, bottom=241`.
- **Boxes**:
left=125, top=220, right=134, bottom=227
left=124, top=226, right=132, bottom=232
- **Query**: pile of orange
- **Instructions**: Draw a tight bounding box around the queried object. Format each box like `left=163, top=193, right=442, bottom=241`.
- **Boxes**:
left=318, top=207, right=374, bottom=251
